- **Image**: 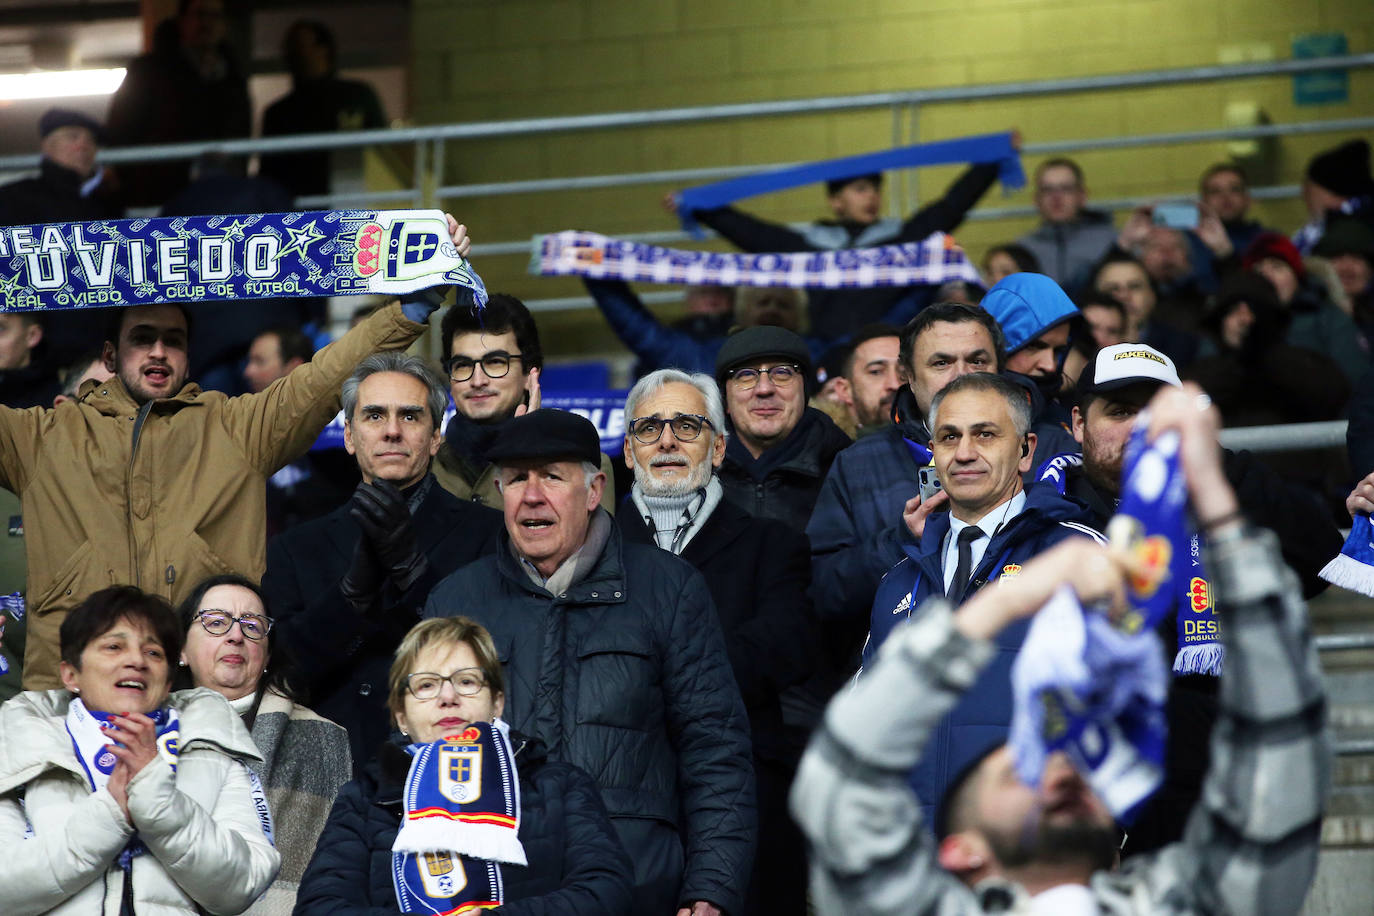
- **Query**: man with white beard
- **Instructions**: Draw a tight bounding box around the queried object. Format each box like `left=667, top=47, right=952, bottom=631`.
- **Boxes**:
left=615, top=368, right=820, bottom=916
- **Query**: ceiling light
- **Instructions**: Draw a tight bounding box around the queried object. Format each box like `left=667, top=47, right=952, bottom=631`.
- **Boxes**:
left=0, top=68, right=126, bottom=101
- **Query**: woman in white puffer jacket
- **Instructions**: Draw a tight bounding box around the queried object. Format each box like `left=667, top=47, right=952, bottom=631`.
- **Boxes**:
left=0, top=585, right=280, bottom=915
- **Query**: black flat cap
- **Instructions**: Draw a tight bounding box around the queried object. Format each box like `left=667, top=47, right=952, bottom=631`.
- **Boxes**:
left=485, top=408, right=602, bottom=466
left=39, top=108, right=104, bottom=142
left=714, top=324, right=812, bottom=384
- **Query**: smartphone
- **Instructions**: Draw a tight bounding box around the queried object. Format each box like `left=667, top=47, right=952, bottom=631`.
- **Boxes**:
left=917, top=465, right=943, bottom=503
left=1153, top=202, right=1198, bottom=230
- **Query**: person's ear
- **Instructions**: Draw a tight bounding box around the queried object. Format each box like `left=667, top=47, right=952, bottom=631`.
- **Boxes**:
left=831, top=376, right=854, bottom=409
left=585, top=471, right=606, bottom=512
left=342, top=419, right=356, bottom=456
left=426, top=426, right=441, bottom=459
left=59, top=661, right=80, bottom=694
left=1019, top=432, right=1038, bottom=473
left=937, top=831, right=995, bottom=880
left=394, top=710, right=410, bottom=737
left=622, top=436, right=634, bottom=471
left=711, top=430, right=726, bottom=469
left=23, top=322, right=42, bottom=351
left=1071, top=405, right=1086, bottom=445
left=101, top=340, right=116, bottom=374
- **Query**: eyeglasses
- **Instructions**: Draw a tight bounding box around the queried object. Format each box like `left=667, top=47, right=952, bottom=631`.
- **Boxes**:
left=727, top=364, right=801, bottom=390
left=194, top=610, right=273, bottom=641
left=406, top=668, right=489, bottom=700
left=444, top=351, right=523, bottom=382
left=628, top=413, right=715, bottom=444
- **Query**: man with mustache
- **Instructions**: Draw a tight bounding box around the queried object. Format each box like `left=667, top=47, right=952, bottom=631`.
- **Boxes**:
left=262, top=351, right=503, bottom=770
left=826, top=323, right=903, bottom=437
left=616, top=368, right=818, bottom=916
left=0, top=216, right=471, bottom=690
left=791, top=384, right=1329, bottom=915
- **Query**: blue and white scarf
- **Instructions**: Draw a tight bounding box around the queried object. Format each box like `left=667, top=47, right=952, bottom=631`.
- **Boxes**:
left=533, top=229, right=981, bottom=290
left=1320, top=513, right=1374, bottom=596
left=672, top=131, right=1025, bottom=237
left=1011, top=423, right=1211, bottom=821
left=66, top=697, right=179, bottom=865
left=392, top=720, right=525, bottom=915
left=1037, top=446, right=1221, bottom=676
left=0, top=209, right=487, bottom=313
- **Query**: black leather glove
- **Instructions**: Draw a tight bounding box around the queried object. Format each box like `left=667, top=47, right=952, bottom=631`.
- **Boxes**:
left=349, top=479, right=429, bottom=593
left=339, top=537, right=385, bottom=614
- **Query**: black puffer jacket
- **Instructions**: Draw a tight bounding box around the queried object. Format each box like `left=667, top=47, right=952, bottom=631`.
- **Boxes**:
left=422, top=518, right=756, bottom=916
left=718, top=406, right=852, bottom=533
left=295, top=733, right=634, bottom=915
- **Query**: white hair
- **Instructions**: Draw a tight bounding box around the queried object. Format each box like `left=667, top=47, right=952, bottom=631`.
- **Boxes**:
left=624, top=369, right=728, bottom=444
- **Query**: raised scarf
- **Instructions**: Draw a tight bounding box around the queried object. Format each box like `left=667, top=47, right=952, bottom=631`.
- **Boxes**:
left=1010, top=422, right=1210, bottom=822
left=1320, top=514, right=1374, bottom=597
left=1036, top=449, right=1221, bottom=676
left=392, top=720, right=525, bottom=915
left=672, top=131, right=1024, bottom=237
left=533, top=228, right=981, bottom=290
left=0, top=209, right=486, bottom=312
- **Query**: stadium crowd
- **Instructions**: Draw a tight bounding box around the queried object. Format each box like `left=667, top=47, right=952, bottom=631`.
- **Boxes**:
left=0, top=2, right=1368, bottom=914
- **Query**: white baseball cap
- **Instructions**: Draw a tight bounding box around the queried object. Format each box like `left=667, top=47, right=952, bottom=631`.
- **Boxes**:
left=1078, top=343, right=1182, bottom=397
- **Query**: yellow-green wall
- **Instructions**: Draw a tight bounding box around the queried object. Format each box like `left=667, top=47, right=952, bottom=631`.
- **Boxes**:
left=412, top=0, right=1373, bottom=358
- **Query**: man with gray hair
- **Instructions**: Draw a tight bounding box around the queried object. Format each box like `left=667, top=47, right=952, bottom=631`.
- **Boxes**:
left=424, top=407, right=757, bottom=916
left=263, top=351, right=503, bottom=769
left=860, top=371, right=1102, bottom=822
left=616, top=369, right=818, bottom=916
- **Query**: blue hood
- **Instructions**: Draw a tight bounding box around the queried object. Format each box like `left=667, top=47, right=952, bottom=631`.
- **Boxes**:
left=981, top=272, right=1078, bottom=353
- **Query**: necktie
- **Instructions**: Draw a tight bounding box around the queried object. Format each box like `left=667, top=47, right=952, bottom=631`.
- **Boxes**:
left=948, top=526, right=985, bottom=603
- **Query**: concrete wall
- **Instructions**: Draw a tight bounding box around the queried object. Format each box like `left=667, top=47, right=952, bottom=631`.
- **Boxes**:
left=411, top=0, right=1374, bottom=356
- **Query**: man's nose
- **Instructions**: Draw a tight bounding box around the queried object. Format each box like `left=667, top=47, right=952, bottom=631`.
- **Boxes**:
left=148, top=337, right=167, bottom=358
left=953, top=434, right=978, bottom=461
left=522, top=476, right=547, bottom=503
left=753, top=372, right=777, bottom=395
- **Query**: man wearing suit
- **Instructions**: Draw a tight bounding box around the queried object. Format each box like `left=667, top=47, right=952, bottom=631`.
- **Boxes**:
left=262, top=351, right=503, bottom=770
left=615, top=368, right=818, bottom=916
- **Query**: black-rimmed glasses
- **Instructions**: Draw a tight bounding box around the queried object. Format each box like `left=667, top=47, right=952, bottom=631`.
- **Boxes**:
left=406, top=668, right=489, bottom=700
left=727, top=364, right=801, bottom=390
left=444, top=351, right=523, bottom=382
left=627, top=413, right=715, bottom=444
left=194, top=610, right=273, bottom=641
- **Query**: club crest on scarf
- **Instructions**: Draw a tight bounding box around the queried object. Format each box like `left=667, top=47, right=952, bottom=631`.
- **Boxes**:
left=0, top=209, right=488, bottom=313
left=439, top=728, right=484, bottom=805
left=392, top=720, right=526, bottom=915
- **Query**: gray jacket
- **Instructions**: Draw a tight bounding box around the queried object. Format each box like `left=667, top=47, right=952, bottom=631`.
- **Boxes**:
left=790, top=528, right=1329, bottom=915
left=1016, top=211, right=1118, bottom=293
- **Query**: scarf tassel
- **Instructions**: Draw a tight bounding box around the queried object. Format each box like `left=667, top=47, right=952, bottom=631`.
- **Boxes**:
left=393, top=819, right=528, bottom=867
left=1173, top=643, right=1225, bottom=677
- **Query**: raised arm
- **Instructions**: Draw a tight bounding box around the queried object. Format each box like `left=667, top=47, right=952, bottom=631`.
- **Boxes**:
left=896, top=162, right=1002, bottom=243
left=583, top=278, right=718, bottom=374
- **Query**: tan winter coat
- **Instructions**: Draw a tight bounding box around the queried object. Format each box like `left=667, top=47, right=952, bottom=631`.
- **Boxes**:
left=0, top=303, right=424, bottom=689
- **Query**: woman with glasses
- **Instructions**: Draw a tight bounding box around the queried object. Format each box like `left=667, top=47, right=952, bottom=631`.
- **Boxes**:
left=0, top=584, right=279, bottom=915
left=177, top=573, right=350, bottom=916
left=296, top=616, right=632, bottom=915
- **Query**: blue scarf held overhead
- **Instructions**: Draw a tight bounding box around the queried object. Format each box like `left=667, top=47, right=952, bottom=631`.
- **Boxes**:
left=1320, top=514, right=1374, bottom=597
left=1036, top=446, right=1221, bottom=676
left=392, top=720, right=525, bottom=916
left=533, top=229, right=981, bottom=290
left=672, top=131, right=1025, bottom=237
left=1011, top=422, right=1209, bottom=823
left=0, top=209, right=487, bottom=313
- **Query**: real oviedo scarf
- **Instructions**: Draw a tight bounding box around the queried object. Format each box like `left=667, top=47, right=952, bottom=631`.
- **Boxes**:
left=392, top=720, right=526, bottom=915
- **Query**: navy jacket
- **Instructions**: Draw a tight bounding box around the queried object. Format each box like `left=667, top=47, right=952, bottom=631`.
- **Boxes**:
left=263, top=477, right=503, bottom=773
left=861, top=483, right=1102, bottom=821
left=422, top=519, right=756, bottom=916
left=295, top=733, right=634, bottom=915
